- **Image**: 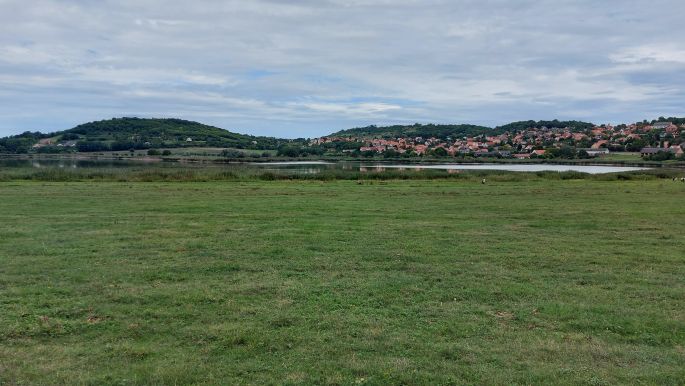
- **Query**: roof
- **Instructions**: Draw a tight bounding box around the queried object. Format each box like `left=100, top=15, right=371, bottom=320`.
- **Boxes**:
left=640, top=147, right=674, bottom=154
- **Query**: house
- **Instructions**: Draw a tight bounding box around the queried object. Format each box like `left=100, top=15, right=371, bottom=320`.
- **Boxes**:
left=652, top=122, right=672, bottom=130
left=32, top=138, right=54, bottom=148
left=640, top=147, right=681, bottom=157
left=513, top=153, right=531, bottom=159
left=579, top=148, right=609, bottom=157
left=640, top=147, right=662, bottom=156
left=360, top=146, right=385, bottom=153
left=186, top=137, right=193, bottom=142
left=413, top=145, right=428, bottom=155
left=531, top=149, right=546, bottom=156
left=591, top=140, right=608, bottom=149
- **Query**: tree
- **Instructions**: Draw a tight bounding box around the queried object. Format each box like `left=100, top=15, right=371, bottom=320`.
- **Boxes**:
left=277, top=145, right=300, bottom=158
left=625, top=138, right=647, bottom=152
left=432, top=147, right=448, bottom=157
left=76, top=141, right=110, bottom=152
left=221, top=149, right=246, bottom=158
left=383, top=149, right=399, bottom=158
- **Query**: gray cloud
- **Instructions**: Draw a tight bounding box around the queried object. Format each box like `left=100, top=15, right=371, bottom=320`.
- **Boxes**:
left=1, top=0, right=684, bottom=137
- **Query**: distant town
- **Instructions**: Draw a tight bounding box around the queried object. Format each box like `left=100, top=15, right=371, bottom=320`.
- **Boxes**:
left=2, top=117, right=685, bottom=161
left=310, top=120, right=685, bottom=160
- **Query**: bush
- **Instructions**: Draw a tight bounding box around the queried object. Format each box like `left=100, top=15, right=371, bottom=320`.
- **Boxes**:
left=221, top=149, right=245, bottom=158
left=162, top=150, right=172, bottom=156
left=77, top=141, right=110, bottom=152
left=147, top=149, right=160, bottom=156
left=643, top=151, right=675, bottom=161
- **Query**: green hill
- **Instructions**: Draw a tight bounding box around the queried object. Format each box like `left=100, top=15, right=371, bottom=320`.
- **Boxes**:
left=68, top=117, right=248, bottom=141
left=495, top=120, right=595, bottom=132
left=330, top=120, right=598, bottom=140
left=65, top=117, right=280, bottom=150
left=0, top=118, right=282, bottom=153
left=330, top=123, right=497, bottom=140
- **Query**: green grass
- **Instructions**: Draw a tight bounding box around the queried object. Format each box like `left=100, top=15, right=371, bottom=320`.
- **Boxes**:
left=600, top=152, right=642, bottom=161
left=1, top=179, right=684, bottom=385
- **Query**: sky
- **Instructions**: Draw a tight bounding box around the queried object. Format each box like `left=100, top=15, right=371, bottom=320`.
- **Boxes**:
left=1, top=0, right=684, bottom=138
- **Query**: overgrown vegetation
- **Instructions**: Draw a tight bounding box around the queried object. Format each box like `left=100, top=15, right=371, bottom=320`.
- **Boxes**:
left=331, top=123, right=496, bottom=139
left=0, top=163, right=681, bottom=182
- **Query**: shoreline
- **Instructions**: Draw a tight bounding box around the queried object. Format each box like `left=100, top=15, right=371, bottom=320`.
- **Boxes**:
left=2, top=152, right=683, bottom=169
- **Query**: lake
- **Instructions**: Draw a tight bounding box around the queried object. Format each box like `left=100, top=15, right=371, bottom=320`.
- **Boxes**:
left=251, top=161, right=650, bottom=174
left=0, top=158, right=652, bottom=174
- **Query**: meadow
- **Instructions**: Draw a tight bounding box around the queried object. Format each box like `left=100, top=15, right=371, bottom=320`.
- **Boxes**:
left=0, top=177, right=684, bottom=385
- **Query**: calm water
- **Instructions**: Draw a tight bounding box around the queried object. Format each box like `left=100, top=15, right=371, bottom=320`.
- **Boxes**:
left=251, top=161, right=650, bottom=174
left=0, top=158, right=651, bottom=174
left=358, top=163, right=650, bottom=174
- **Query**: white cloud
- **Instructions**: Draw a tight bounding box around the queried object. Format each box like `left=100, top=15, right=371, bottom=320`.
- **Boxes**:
left=293, top=101, right=402, bottom=116
left=0, top=0, right=684, bottom=137
left=610, top=44, right=685, bottom=64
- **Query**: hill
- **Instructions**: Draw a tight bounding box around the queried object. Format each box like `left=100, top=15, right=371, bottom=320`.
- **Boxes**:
left=0, top=118, right=282, bottom=153
left=330, top=123, right=497, bottom=140
left=495, top=120, right=595, bottom=132
left=67, top=118, right=249, bottom=142
left=66, top=117, right=284, bottom=150
left=329, top=120, right=597, bottom=140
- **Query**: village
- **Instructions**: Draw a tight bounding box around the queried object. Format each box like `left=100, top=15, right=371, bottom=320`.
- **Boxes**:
left=311, top=121, right=685, bottom=159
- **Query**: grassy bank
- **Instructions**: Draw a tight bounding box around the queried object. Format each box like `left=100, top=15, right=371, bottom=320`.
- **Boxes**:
left=1, top=179, right=684, bottom=384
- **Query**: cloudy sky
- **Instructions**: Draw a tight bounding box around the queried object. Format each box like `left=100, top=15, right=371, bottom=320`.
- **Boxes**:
left=1, top=0, right=684, bottom=137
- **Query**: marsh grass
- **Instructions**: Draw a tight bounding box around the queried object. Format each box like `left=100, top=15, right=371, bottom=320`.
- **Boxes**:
left=0, top=164, right=681, bottom=183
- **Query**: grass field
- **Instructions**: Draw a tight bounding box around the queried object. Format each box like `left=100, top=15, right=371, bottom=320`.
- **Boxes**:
left=598, top=153, right=642, bottom=162
left=1, top=179, right=684, bottom=384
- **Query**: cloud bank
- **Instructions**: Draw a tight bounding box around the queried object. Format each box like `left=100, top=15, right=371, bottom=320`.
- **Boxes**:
left=1, top=0, right=684, bottom=137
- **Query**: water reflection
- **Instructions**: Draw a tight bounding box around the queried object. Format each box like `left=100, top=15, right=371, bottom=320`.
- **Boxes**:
left=252, top=161, right=651, bottom=174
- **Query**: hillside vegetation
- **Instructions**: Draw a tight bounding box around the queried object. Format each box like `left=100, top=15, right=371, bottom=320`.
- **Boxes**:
left=0, top=118, right=284, bottom=153
left=495, top=120, right=595, bottom=132
left=329, top=120, right=598, bottom=140
left=330, top=123, right=496, bottom=139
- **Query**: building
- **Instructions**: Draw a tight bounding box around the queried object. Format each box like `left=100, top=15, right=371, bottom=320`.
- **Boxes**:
left=652, top=122, right=672, bottom=130
left=579, top=148, right=610, bottom=157
left=590, top=140, right=608, bottom=149
left=640, top=146, right=682, bottom=157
